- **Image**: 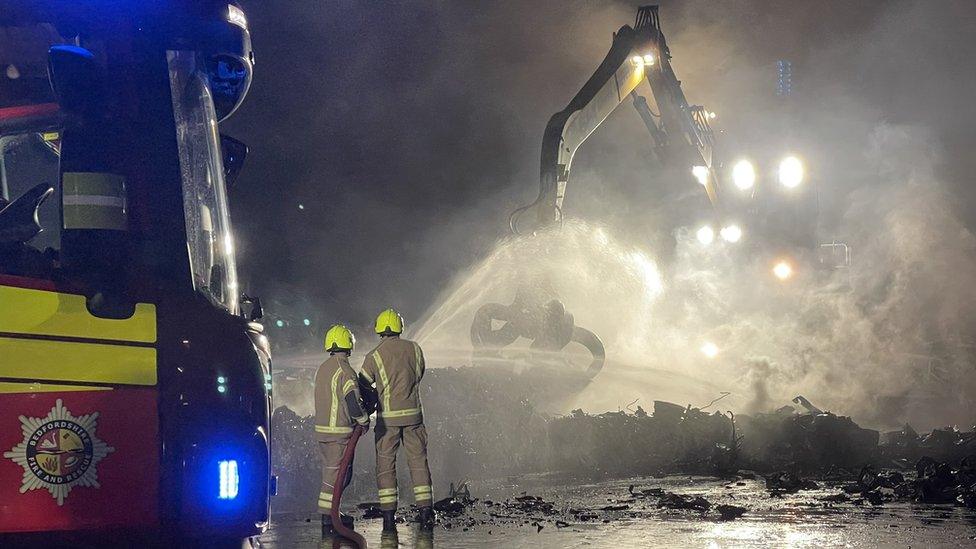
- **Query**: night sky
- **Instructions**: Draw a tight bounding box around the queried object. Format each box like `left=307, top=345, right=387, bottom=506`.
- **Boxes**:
left=223, top=0, right=976, bottom=344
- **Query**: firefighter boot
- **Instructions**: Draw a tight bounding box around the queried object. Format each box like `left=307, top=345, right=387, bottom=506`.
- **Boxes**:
left=382, top=510, right=397, bottom=532
left=418, top=506, right=435, bottom=531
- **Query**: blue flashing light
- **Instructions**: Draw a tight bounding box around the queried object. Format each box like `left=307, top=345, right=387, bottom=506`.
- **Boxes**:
left=275, top=320, right=284, bottom=328
left=218, top=460, right=239, bottom=500
left=217, top=385, right=227, bottom=394
left=303, top=318, right=311, bottom=326
left=217, top=376, right=226, bottom=384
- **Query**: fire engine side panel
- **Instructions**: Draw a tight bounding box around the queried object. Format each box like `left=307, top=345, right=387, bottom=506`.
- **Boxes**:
left=0, top=384, right=160, bottom=533
left=0, top=279, right=160, bottom=534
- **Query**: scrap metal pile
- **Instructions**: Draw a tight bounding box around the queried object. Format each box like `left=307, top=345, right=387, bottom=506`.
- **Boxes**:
left=271, top=367, right=976, bottom=515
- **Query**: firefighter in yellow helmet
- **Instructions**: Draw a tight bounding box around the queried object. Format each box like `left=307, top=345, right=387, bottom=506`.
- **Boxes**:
left=358, top=308, right=435, bottom=532
left=315, top=324, right=370, bottom=537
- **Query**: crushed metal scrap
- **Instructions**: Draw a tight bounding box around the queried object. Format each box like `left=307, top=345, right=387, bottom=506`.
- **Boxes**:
left=272, top=368, right=976, bottom=523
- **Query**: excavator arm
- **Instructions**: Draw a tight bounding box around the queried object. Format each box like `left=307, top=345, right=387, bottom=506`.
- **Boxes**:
left=510, top=5, right=721, bottom=234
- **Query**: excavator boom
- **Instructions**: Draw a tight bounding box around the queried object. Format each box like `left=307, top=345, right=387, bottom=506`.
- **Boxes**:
left=510, top=5, right=721, bottom=234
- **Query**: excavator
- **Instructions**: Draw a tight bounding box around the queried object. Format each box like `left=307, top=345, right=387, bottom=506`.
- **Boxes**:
left=0, top=1, right=271, bottom=545
left=472, top=6, right=724, bottom=380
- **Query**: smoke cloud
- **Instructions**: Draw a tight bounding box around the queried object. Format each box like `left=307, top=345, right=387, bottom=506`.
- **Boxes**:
left=231, top=1, right=976, bottom=430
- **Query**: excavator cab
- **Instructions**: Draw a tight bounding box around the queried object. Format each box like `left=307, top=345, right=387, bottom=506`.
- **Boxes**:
left=1, top=1, right=271, bottom=544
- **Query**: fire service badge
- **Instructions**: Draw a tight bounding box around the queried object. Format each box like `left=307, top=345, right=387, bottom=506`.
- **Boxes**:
left=3, top=399, right=115, bottom=505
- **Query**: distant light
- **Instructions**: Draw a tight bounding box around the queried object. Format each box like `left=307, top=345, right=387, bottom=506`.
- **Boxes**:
left=642, top=53, right=655, bottom=66
left=696, top=226, right=714, bottom=245
left=732, top=160, right=756, bottom=191
left=5, top=65, right=20, bottom=80
left=218, top=460, right=239, bottom=500
left=692, top=165, right=709, bottom=186
left=631, top=55, right=644, bottom=69
left=217, top=385, right=227, bottom=394
left=275, top=320, right=284, bottom=328
left=720, top=224, right=742, bottom=243
left=303, top=318, right=311, bottom=326
left=701, top=342, right=719, bottom=358
left=298, top=204, right=304, bottom=210
left=227, top=4, right=248, bottom=30
left=217, top=376, right=226, bottom=384
left=707, top=111, right=717, bottom=119
left=778, top=156, right=804, bottom=188
left=773, top=260, right=794, bottom=280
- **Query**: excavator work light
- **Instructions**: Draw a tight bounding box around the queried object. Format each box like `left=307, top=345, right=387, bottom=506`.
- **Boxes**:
left=773, top=260, right=793, bottom=280
left=701, top=342, right=719, bottom=358
left=720, top=224, right=742, bottom=243
left=696, top=225, right=714, bottom=245
left=692, top=165, right=709, bottom=186
left=778, top=155, right=804, bottom=188
left=732, top=160, right=756, bottom=191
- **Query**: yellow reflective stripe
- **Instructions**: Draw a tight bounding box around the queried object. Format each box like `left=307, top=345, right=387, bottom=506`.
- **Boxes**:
left=378, top=496, right=397, bottom=504
left=319, top=492, right=333, bottom=501
left=315, top=425, right=353, bottom=434
left=0, top=286, right=156, bottom=343
left=378, top=488, right=398, bottom=496
left=329, top=368, right=342, bottom=427
left=374, top=351, right=391, bottom=413
left=380, top=407, right=421, bottom=419
left=343, top=379, right=356, bottom=395
left=413, top=485, right=432, bottom=494
left=414, top=342, right=423, bottom=378
left=0, top=337, right=156, bottom=386
left=415, top=493, right=432, bottom=501
left=0, top=382, right=112, bottom=394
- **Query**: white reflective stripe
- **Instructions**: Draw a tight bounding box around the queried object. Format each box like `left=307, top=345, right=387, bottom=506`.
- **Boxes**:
left=380, top=407, right=421, bottom=419
left=316, top=425, right=353, bottom=434
left=374, top=351, right=392, bottom=413
left=62, top=195, right=126, bottom=208
left=329, top=368, right=342, bottom=427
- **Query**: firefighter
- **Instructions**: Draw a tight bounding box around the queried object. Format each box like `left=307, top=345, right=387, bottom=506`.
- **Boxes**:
left=315, top=324, right=370, bottom=537
left=358, top=308, right=435, bottom=532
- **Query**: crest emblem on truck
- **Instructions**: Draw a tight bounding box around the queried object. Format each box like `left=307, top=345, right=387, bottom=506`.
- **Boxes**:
left=3, top=399, right=115, bottom=505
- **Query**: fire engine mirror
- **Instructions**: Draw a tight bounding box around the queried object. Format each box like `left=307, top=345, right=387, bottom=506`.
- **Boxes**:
left=250, top=296, right=264, bottom=321
left=47, top=45, right=104, bottom=116
left=0, top=183, right=54, bottom=245
left=220, top=134, right=248, bottom=186
left=207, top=54, right=251, bottom=122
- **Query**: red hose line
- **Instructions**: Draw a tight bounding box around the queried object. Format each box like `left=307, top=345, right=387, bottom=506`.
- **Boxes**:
left=330, top=424, right=367, bottom=548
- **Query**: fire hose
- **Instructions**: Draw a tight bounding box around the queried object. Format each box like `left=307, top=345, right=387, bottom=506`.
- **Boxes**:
left=330, top=424, right=367, bottom=548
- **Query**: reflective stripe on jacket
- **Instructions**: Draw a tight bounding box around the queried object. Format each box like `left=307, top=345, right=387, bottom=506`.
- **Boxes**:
left=359, top=336, right=426, bottom=427
left=314, top=354, right=368, bottom=440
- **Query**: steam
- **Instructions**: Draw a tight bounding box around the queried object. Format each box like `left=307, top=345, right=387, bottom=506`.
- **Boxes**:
left=415, top=124, right=976, bottom=431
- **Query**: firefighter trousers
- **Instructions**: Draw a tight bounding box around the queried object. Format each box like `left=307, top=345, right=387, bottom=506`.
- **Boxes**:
left=375, top=423, right=432, bottom=510
left=318, top=438, right=352, bottom=513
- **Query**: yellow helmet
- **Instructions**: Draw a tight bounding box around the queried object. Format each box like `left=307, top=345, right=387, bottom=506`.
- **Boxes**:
left=325, top=324, right=356, bottom=352
left=374, top=308, right=404, bottom=335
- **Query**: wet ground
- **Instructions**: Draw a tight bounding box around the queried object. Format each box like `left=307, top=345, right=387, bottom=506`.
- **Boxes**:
left=256, top=475, right=976, bottom=548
